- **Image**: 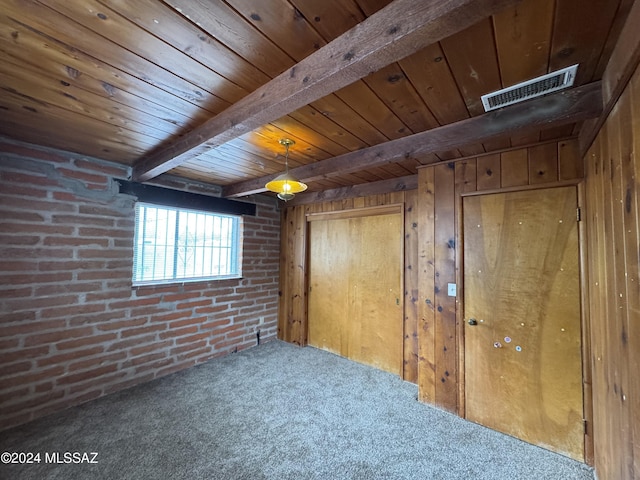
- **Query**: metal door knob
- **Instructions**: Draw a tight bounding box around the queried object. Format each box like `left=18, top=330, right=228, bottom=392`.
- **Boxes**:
left=468, top=318, right=478, bottom=326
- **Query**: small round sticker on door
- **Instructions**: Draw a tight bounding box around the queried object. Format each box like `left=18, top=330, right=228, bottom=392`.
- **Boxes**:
left=515, top=345, right=522, bottom=352
left=504, top=336, right=512, bottom=343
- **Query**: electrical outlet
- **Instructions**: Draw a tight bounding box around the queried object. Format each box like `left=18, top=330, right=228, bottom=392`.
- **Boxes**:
left=447, top=283, right=457, bottom=297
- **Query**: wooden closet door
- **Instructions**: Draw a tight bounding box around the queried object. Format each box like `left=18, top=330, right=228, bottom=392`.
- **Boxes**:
left=308, top=211, right=403, bottom=376
left=463, top=186, right=584, bottom=460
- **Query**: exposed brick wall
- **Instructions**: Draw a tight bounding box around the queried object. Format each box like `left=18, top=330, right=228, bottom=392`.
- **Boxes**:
left=0, top=138, right=280, bottom=430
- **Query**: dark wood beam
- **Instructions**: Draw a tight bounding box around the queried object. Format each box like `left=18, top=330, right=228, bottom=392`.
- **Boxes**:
left=579, top=0, right=640, bottom=154
left=132, top=0, right=521, bottom=182
left=224, top=82, right=603, bottom=197
left=286, top=175, right=418, bottom=206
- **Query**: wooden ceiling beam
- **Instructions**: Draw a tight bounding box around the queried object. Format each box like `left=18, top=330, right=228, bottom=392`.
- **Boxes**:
left=223, top=82, right=602, bottom=197
left=132, top=0, right=521, bottom=182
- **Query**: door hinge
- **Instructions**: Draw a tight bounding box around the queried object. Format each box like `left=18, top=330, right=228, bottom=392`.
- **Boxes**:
left=577, top=207, right=582, bottom=222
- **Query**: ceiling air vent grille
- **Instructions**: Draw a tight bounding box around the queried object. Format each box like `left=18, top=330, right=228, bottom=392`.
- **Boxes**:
left=481, top=64, right=578, bottom=112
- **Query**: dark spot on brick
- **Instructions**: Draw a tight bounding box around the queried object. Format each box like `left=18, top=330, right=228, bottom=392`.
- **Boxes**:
left=303, top=76, right=310, bottom=84
left=97, top=12, right=107, bottom=20
left=626, top=187, right=632, bottom=214
left=388, top=26, right=399, bottom=35
left=23, top=106, right=37, bottom=113
left=435, top=272, right=440, bottom=277
left=447, top=162, right=455, bottom=170
left=447, top=239, right=455, bottom=249
left=250, top=13, right=261, bottom=21
left=343, top=51, right=355, bottom=61
left=443, top=346, right=447, bottom=352
left=412, top=222, right=417, bottom=228
left=441, top=377, right=446, bottom=383
left=486, top=168, right=493, bottom=176
left=426, top=299, right=431, bottom=305
left=434, top=56, right=443, bottom=63
left=434, top=286, right=440, bottom=294
left=60, top=80, right=70, bottom=87
left=538, top=170, right=545, bottom=176
left=388, top=74, right=403, bottom=84
left=445, top=371, right=449, bottom=377
left=407, top=206, right=413, bottom=212
left=314, top=16, right=321, bottom=22
left=11, top=31, right=18, bottom=40
left=290, top=67, right=296, bottom=78
left=437, top=306, right=443, bottom=312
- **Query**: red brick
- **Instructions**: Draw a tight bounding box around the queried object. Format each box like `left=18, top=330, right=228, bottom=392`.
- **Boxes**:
left=133, top=358, right=174, bottom=375
left=73, top=159, right=127, bottom=176
left=0, top=390, right=66, bottom=415
left=168, top=316, right=206, bottom=329
left=57, top=168, right=106, bottom=184
left=162, top=292, right=197, bottom=302
left=109, top=296, right=161, bottom=310
left=175, top=331, right=212, bottom=345
left=0, top=366, right=65, bottom=390
left=0, top=320, right=67, bottom=336
left=24, top=326, right=94, bottom=347
left=106, top=334, right=157, bottom=352
left=56, top=364, right=119, bottom=385
left=170, top=340, right=208, bottom=356
left=68, top=351, right=127, bottom=372
left=44, top=236, right=109, bottom=247
left=176, top=298, right=212, bottom=310
left=200, top=319, right=232, bottom=331
left=159, top=326, right=198, bottom=340
left=52, top=214, right=114, bottom=227
left=57, top=333, right=118, bottom=350
left=128, top=341, right=172, bottom=357
left=121, top=352, right=166, bottom=369
left=40, top=303, right=105, bottom=319
left=0, top=387, right=30, bottom=405
left=120, top=324, right=166, bottom=339
left=151, top=310, right=191, bottom=323
left=37, top=347, right=104, bottom=367
left=96, top=317, right=148, bottom=332
left=0, top=309, right=36, bottom=322
left=0, top=345, right=50, bottom=364
left=79, top=227, right=131, bottom=238
left=0, top=272, right=73, bottom=285
left=5, top=294, right=79, bottom=311
left=0, top=223, right=73, bottom=235
left=39, top=260, right=105, bottom=271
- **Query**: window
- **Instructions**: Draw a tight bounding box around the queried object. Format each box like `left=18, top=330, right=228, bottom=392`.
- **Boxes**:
left=133, top=203, right=242, bottom=285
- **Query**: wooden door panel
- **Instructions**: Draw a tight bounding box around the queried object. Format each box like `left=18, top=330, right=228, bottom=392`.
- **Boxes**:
left=463, top=186, right=584, bottom=460
left=308, top=212, right=403, bottom=376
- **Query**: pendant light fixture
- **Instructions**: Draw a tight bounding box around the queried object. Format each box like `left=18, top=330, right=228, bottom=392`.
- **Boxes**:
left=265, top=139, right=307, bottom=201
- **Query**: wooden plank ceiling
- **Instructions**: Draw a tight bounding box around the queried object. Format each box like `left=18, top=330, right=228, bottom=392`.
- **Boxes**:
left=0, top=0, right=632, bottom=199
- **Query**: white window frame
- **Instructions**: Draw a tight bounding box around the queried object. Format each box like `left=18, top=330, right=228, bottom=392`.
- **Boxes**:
left=133, top=202, right=242, bottom=286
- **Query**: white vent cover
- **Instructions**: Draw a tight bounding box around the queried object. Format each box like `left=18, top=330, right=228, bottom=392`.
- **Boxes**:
left=481, top=64, right=578, bottom=112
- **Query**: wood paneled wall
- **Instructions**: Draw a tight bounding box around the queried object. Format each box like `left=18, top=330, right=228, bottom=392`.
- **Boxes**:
left=416, top=138, right=584, bottom=414
left=278, top=139, right=583, bottom=389
left=584, top=62, right=640, bottom=480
